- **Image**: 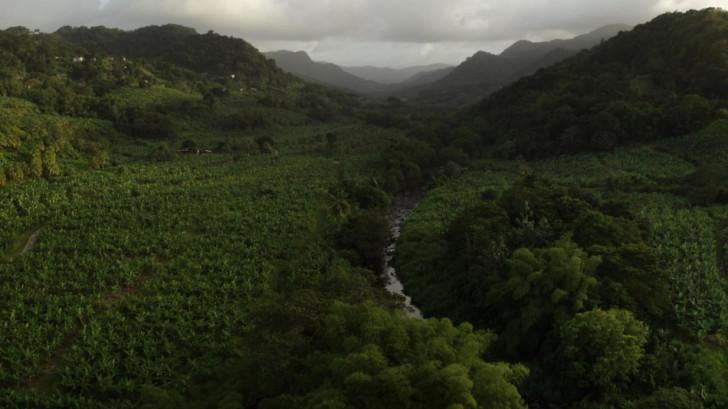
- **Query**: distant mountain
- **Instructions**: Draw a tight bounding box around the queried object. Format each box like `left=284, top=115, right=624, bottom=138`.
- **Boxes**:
left=402, top=67, right=455, bottom=85
left=467, top=9, right=728, bottom=157
left=397, top=24, right=631, bottom=106
left=263, top=24, right=629, bottom=100
left=341, top=64, right=452, bottom=84
left=499, top=24, right=631, bottom=59
left=264, top=50, right=386, bottom=94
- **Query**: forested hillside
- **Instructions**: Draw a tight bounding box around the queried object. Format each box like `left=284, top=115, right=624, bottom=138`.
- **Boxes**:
left=55, top=25, right=287, bottom=86
left=394, top=25, right=628, bottom=106
left=0, top=25, right=371, bottom=186
left=0, top=28, right=144, bottom=185
left=470, top=8, right=728, bottom=157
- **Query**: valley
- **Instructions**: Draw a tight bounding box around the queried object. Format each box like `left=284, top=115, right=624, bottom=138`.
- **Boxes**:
left=265, top=24, right=629, bottom=106
left=0, top=6, right=727, bottom=409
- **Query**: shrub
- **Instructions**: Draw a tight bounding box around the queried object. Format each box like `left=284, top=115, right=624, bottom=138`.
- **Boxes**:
left=632, top=388, right=704, bottom=409
left=149, top=143, right=175, bottom=162
left=559, top=308, right=649, bottom=401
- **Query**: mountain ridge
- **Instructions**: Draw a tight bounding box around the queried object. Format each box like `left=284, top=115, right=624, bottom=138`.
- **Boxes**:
left=394, top=24, right=631, bottom=106
left=468, top=8, right=728, bottom=157
left=500, top=24, right=631, bottom=57
left=264, top=50, right=387, bottom=94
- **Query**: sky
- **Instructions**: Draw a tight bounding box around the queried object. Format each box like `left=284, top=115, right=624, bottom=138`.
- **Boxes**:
left=1, top=0, right=726, bottom=67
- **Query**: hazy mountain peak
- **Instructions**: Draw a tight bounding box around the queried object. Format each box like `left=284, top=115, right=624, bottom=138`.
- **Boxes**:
left=506, top=39, right=533, bottom=48
left=341, top=63, right=452, bottom=84
left=396, top=23, right=630, bottom=106
left=133, top=24, right=199, bottom=37
left=266, top=50, right=314, bottom=63
left=589, top=23, right=633, bottom=35
left=500, top=24, right=630, bottom=58
left=472, top=50, right=498, bottom=59
left=264, top=50, right=386, bottom=94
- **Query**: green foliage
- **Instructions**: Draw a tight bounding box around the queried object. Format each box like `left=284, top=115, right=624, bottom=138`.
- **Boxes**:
left=440, top=146, right=470, bottom=166
left=395, top=143, right=726, bottom=407
left=148, top=143, right=175, bottom=161
left=631, top=388, right=704, bottom=409
left=0, top=29, right=162, bottom=116
left=28, top=146, right=44, bottom=178
left=43, top=147, right=62, bottom=176
left=592, top=242, right=668, bottom=319
left=471, top=9, right=728, bottom=157
left=379, top=134, right=436, bottom=193
left=659, top=120, right=728, bottom=170
left=147, top=296, right=528, bottom=409
left=559, top=309, right=649, bottom=401
left=0, top=391, right=104, bottom=409
left=680, top=164, right=728, bottom=205
left=0, top=120, right=420, bottom=407
left=485, top=239, right=600, bottom=357
left=120, top=108, right=178, bottom=139
left=230, top=138, right=260, bottom=156
left=220, top=109, right=270, bottom=131
left=338, top=208, right=388, bottom=271
left=404, top=179, right=669, bottom=337
left=642, top=206, right=728, bottom=338
left=0, top=98, right=110, bottom=183
left=642, top=334, right=728, bottom=408
left=56, top=24, right=289, bottom=86
left=110, top=86, right=200, bottom=111
left=685, top=347, right=728, bottom=408
left=0, top=22, right=367, bottom=190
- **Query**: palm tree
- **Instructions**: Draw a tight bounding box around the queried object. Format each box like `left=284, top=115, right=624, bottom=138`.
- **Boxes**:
left=326, top=188, right=351, bottom=220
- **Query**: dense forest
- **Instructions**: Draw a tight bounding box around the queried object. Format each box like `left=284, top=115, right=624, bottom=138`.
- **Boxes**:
left=0, top=7, right=727, bottom=409
left=394, top=9, right=728, bottom=409
left=468, top=9, right=728, bottom=157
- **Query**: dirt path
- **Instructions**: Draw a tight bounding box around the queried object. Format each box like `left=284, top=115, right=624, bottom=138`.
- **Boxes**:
left=23, top=329, right=83, bottom=390
left=19, top=229, right=42, bottom=257
left=2, top=227, right=43, bottom=263
left=22, top=264, right=158, bottom=391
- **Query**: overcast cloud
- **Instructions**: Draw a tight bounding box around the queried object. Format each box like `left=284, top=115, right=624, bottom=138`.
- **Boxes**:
left=1, top=0, right=726, bottom=67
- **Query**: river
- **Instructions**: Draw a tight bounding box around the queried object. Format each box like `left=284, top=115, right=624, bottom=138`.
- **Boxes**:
left=383, top=192, right=424, bottom=318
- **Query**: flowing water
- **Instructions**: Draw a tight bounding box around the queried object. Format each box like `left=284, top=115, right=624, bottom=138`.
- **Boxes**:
left=383, top=192, right=423, bottom=318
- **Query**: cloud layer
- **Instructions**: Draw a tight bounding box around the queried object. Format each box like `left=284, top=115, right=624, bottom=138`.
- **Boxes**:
left=1, top=0, right=726, bottom=66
